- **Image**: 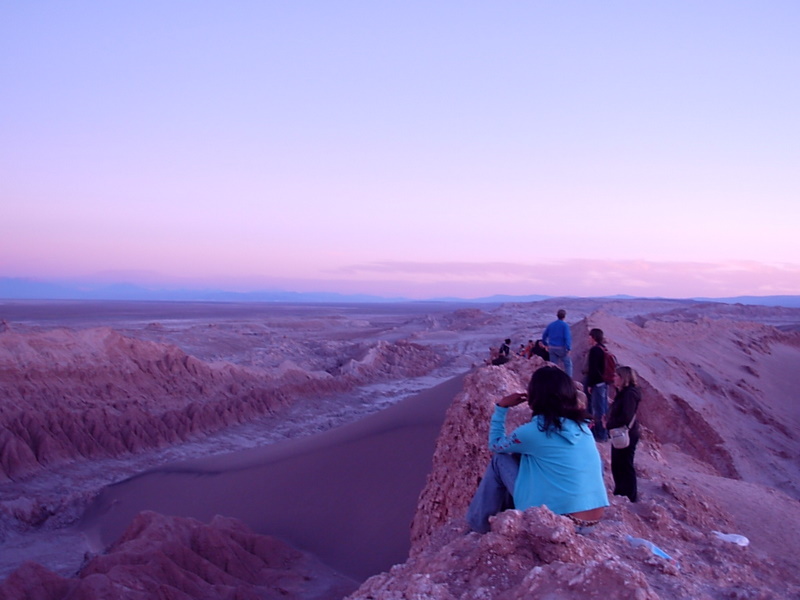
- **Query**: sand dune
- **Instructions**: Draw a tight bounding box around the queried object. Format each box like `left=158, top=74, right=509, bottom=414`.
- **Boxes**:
left=78, top=374, right=466, bottom=581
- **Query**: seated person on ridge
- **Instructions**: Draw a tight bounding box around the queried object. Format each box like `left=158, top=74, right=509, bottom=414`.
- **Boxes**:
left=491, top=338, right=512, bottom=365
left=522, top=339, right=534, bottom=357
left=499, top=338, right=511, bottom=357
left=530, top=339, right=550, bottom=361
left=466, top=366, right=609, bottom=533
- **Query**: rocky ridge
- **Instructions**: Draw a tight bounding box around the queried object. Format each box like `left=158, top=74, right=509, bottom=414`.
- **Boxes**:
left=351, top=311, right=800, bottom=599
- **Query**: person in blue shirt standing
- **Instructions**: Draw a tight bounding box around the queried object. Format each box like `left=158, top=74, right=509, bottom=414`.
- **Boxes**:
left=542, top=309, right=573, bottom=377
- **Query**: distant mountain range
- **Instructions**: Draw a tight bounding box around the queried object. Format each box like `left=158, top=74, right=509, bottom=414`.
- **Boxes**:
left=1, top=277, right=799, bottom=308
left=0, top=278, right=405, bottom=304
left=692, top=295, right=800, bottom=308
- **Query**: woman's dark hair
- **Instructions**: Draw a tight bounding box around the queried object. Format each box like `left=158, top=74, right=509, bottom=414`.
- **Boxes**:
left=527, top=366, right=591, bottom=431
left=589, top=328, right=604, bottom=344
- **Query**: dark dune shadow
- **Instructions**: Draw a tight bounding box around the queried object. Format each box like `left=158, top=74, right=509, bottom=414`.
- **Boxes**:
left=79, top=373, right=468, bottom=581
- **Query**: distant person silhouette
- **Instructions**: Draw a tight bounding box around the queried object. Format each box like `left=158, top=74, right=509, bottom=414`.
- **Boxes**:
left=542, top=309, right=572, bottom=376
left=491, top=338, right=512, bottom=366
left=530, top=339, right=550, bottom=361
left=522, top=340, right=534, bottom=358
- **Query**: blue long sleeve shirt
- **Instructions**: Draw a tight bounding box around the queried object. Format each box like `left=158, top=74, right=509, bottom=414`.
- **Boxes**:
left=542, top=319, right=572, bottom=351
left=489, top=406, right=608, bottom=515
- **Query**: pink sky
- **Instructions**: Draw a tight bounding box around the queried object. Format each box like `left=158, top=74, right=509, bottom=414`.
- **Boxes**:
left=2, top=2, right=799, bottom=300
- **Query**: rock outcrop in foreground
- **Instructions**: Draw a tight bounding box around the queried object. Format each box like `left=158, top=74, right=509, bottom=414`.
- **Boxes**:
left=0, top=511, right=357, bottom=600
left=354, top=508, right=665, bottom=600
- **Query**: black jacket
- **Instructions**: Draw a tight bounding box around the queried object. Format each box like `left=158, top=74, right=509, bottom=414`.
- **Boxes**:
left=607, top=385, right=641, bottom=437
left=586, top=344, right=606, bottom=387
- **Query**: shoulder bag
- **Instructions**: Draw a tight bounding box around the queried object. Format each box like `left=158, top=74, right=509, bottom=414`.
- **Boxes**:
left=609, top=414, right=636, bottom=449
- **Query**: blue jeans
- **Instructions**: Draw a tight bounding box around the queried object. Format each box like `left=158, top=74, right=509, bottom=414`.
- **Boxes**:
left=590, top=383, right=608, bottom=441
left=548, top=346, right=573, bottom=377
left=466, top=454, right=520, bottom=533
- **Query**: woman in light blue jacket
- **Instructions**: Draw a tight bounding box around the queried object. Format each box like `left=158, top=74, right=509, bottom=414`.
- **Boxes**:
left=467, top=366, right=609, bottom=533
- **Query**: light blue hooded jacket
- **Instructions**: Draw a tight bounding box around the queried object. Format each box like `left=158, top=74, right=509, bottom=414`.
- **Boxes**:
left=489, top=406, right=609, bottom=515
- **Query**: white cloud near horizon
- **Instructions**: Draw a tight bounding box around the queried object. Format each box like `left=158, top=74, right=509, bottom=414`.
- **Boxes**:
left=3, top=258, right=799, bottom=300
left=234, top=259, right=800, bottom=298
left=290, top=259, right=800, bottom=298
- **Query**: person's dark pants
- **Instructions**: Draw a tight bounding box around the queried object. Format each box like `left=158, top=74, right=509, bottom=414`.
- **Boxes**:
left=611, top=433, right=639, bottom=502
left=466, top=453, right=520, bottom=533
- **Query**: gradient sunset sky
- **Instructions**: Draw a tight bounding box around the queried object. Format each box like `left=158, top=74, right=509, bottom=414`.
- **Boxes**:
left=3, top=2, right=799, bottom=300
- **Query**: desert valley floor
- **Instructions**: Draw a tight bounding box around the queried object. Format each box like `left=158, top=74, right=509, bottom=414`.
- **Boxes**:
left=0, top=298, right=799, bottom=599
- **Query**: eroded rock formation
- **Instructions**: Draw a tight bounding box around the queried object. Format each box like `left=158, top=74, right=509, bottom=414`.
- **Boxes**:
left=0, top=511, right=357, bottom=600
left=0, top=327, right=442, bottom=481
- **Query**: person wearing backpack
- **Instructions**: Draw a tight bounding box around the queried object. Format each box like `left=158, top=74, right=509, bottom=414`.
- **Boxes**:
left=585, top=328, right=611, bottom=442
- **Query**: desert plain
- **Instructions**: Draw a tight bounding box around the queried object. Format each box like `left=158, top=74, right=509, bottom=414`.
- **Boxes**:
left=0, top=297, right=799, bottom=599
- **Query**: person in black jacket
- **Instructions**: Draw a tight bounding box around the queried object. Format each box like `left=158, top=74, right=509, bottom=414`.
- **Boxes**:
left=585, top=328, right=609, bottom=441
left=607, top=365, right=642, bottom=502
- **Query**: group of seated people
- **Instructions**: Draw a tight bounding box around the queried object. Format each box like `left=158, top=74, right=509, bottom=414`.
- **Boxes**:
left=487, top=338, right=550, bottom=366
